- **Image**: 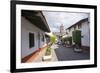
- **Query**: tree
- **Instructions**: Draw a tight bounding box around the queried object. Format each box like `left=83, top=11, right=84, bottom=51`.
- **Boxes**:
left=46, top=32, right=57, bottom=45
left=62, top=36, right=72, bottom=46
left=45, top=32, right=57, bottom=56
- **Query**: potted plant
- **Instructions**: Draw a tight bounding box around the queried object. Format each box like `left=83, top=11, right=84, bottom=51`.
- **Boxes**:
left=72, top=30, right=82, bottom=52
left=43, top=47, right=52, bottom=61
left=43, top=32, right=57, bottom=61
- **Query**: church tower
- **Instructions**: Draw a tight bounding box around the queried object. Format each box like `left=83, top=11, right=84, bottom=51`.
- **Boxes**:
left=60, top=24, right=65, bottom=36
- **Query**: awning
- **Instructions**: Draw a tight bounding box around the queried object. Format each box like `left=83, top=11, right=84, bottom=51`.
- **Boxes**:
left=22, top=10, right=50, bottom=32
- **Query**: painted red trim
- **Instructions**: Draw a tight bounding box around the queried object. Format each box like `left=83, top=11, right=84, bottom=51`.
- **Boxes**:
left=21, top=44, right=48, bottom=63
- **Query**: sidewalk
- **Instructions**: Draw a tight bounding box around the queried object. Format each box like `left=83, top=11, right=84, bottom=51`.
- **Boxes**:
left=31, top=45, right=58, bottom=62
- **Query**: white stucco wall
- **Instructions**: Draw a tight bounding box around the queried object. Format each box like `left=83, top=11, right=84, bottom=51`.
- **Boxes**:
left=67, top=21, right=90, bottom=47
left=67, top=27, right=74, bottom=37
left=39, top=33, right=46, bottom=48
left=21, top=16, right=46, bottom=58
left=81, top=21, right=90, bottom=47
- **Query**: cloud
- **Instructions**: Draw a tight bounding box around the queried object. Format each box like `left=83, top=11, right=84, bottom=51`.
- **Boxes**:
left=43, top=11, right=89, bottom=32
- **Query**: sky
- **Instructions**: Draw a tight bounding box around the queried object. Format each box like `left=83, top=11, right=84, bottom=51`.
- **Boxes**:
left=43, top=11, right=89, bottom=32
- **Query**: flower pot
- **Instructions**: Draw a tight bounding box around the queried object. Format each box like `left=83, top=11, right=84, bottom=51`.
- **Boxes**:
left=43, top=54, right=52, bottom=61
left=74, top=48, right=82, bottom=52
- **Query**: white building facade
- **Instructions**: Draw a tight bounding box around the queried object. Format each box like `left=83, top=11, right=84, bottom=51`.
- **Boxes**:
left=66, top=18, right=90, bottom=48
left=21, top=10, right=50, bottom=62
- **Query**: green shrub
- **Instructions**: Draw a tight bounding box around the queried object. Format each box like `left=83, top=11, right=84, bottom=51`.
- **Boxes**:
left=61, top=36, right=72, bottom=45
left=68, top=37, right=72, bottom=45
left=72, top=30, right=81, bottom=45
left=65, top=37, right=72, bottom=45
left=50, top=35, right=57, bottom=45
left=45, top=48, right=51, bottom=56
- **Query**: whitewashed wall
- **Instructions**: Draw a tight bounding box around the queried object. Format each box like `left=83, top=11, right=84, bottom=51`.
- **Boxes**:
left=81, top=21, right=90, bottom=46
left=39, top=32, right=46, bottom=48
left=66, top=21, right=90, bottom=47
left=67, top=27, right=74, bottom=37
left=21, top=16, right=46, bottom=58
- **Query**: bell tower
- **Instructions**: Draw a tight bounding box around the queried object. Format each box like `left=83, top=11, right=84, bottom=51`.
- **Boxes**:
left=60, top=24, right=64, bottom=36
